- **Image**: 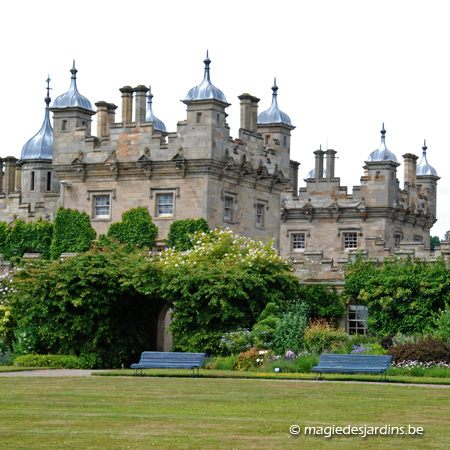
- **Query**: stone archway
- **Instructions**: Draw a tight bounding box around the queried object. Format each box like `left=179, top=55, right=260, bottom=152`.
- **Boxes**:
left=156, top=306, right=173, bottom=351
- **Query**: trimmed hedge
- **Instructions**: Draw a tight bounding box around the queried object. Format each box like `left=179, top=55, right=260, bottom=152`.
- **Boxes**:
left=388, top=336, right=450, bottom=364
left=166, top=218, right=209, bottom=251
left=14, top=354, right=93, bottom=369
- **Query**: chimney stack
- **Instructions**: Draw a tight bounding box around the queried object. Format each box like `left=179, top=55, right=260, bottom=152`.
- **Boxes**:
left=238, top=94, right=260, bottom=134
left=134, top=85, right=148, bottom=124
left=120, top=86, right=133, bottom=124
left=326, top=149, right=337, bottom=180
left=403, top=153, right=418, bottom=188
left=314, top=149, right=324, bottom=181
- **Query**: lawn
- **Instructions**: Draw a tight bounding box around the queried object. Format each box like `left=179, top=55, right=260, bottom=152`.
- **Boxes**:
left=0, top=376, right=449, bottom=449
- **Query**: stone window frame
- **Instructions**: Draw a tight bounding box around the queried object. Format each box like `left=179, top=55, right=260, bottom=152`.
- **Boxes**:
left=286, top=228, right=310, bottom=253
left=222, top=189, right=238, bottom=224
left=394, top=231, right=403, bottom=248
left=254, top=198, right=269, bottom=230
left=150, top=187, right=180, bottom=220
left=337, top=227, right=362, bottom=250
left=30, top=171, right=35, bottom=191
left=347, top=304, right=368, bottom=335
left=87, top=189, right=116, bottom=222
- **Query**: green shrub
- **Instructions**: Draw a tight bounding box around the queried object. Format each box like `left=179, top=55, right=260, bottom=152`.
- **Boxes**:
left=204, top=355, right=237, bottom=371
left=303, top=319, right=349, bottom=353
left=236, top=347, right=272, bottom=371
left=14, top=354, right=92, bottom=369
left=435, top=305, right=450, bottom=343
left=273, top=300, right=309, bottom=354
left=166, top=218, right=209, bottom=251
left=388, top=336, right=450, bottom=364
left=0, top=222, right=11, bottom=257
left=107, top=207, right=158, bottom=251
left=295, top=353, right=320, bottom=372
left=296, top=285, right=345, bottom=321
left=50, top=208, right=96, bottom=259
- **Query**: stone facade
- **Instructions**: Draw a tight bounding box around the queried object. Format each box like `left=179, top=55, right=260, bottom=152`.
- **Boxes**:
left=0, top=61, right=441, bottom=284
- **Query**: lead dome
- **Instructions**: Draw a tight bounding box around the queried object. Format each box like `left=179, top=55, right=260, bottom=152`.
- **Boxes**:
left=417, top=140, right=438, bottom=176
left=52, top=61, right=94, bottom=111
left=20, top=78, right=53, bottom=160
left=257, top=79, right=292, bottom=126
left=185, top=52, right=227, bottom=103
left=367, top=124, right=397, bottom=163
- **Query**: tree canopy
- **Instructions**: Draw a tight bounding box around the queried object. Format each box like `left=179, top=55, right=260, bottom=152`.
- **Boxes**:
left=157, top=228, right=300, bottom=353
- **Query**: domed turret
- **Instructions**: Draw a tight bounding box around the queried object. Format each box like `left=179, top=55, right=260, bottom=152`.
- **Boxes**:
left=185, top=51, right=227, bottom=103
left=258, top=79, right=292, bottom=126
left=20, top=77, right=53, bottom=160
left=367, top=123, right=397, bottom=162
left=417, top=140, right=438, bottom=176
left=52, top=61, right=94, bottom=111
left=146, top=86, right=167, bottom=132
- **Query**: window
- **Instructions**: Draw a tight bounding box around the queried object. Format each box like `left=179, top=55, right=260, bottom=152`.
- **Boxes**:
left=196, top=112, right=202, bottom=124
left=265, top=135, right=270, bottom=145
left=348, top=304, right=368, bottom=335
left=394, top=234, right=402, bottom=248
left=224, top=196, right=233, bottom=221
left=61, top=120, right=67, bottom=132
left=344, top=232, right=358, bottom=249
left=283, top=136, right=287, bottom=146
left=256, top=204, right=264, bottom=227
left=94, top=195, right=110, bottom=218
left=292, top=233, right=306, bottom=250
left=30, top=171, right=35, bottom=191
left=216, top=113, right=220, bottom=124
left=46, top=172, right=52, bottom=191
left=157, top=193, right=174, bottom=217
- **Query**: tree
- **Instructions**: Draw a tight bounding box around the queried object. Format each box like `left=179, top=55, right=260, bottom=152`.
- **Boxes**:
left=430, top=235, right=440, bottom=252
left=296, top=284, right=345, bottom=322
left=50, top=208, right=96, bottom=259
left=157, top=228, right=300, bottom=354
left=6, top=246, right=164, bottom=368
left=343, top=257, right=450, bottom=335
left=106, top=207, right=158, bottom=251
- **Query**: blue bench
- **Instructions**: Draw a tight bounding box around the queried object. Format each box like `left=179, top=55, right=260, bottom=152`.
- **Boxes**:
left=311, top=354, right=392, bottom=381
left=131, top=351, right=205, bottom=377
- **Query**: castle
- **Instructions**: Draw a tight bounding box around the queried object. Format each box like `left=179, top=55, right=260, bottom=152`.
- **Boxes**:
left=0, top=55, right=443, bottom=334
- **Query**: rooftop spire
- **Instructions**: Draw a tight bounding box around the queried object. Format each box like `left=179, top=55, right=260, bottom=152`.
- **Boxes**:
left=422, top=139, right=427, bottom=153
left=203, top=50, right=211, bottom=82
left=70, top=60, right=78, bottom=79
left=45, top=75, right=52, bottom=108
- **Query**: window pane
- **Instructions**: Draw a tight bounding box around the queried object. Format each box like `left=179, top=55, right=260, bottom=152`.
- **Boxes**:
left=158, top=194, right=173, bottom=216
left=292, top=233, right=305, bottom=249
left=344, top=233, right=357, bottom=248
left=95, top=196, right=110, bottom=216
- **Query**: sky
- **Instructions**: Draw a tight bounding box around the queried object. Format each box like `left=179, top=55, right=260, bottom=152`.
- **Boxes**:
left=2, top=0, right=449, bottom=239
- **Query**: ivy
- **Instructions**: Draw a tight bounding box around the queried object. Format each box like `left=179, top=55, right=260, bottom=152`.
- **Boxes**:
left=0, top=219, right=53, bottom=261
left=0, top=222, right=11, bottom=258
left=5, top=246, right=164, bottom=368
left=343, top=257, right=450, bottom=335
left=50, top=208, right=96, bottom=259
left=106, top=207, right=158, bottom=252
left=166, top=218, right=210, bottom=251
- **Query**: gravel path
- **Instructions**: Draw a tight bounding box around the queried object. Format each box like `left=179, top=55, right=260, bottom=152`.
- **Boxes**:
left=0, top=369, right=106, bottom=377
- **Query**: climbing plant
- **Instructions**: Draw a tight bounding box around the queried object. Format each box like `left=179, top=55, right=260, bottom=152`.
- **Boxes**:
left=166, top=218, right=210, bottom=251
left=50, top=208, right=96, bottom=259
left=106, top=207, right=158, bottom=252
left=0, top=222, right=11, bottom=258
left=343, top=256, right=450, bottom=335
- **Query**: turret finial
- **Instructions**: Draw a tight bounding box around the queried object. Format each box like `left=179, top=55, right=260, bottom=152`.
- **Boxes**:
left=272, top=77, right=278, bottom=95
left=70, top=60, right=78, bottom=78
left=45, top=75, right=52, bottom=107
left=423, top=139, right=427, bottom=152
left=148, top=85, right=153, bottom=102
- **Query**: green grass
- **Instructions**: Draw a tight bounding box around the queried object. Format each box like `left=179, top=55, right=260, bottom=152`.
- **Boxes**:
left=0, top=365, right=46, bottom=373
left=0, top=376, right=449, bottom=449
left=94, top=368, right=450, bottom=385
